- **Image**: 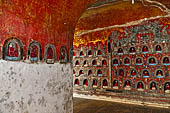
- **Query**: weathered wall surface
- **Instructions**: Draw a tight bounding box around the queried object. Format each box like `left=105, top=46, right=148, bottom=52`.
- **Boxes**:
left=0, top=61, right=72, bottom=113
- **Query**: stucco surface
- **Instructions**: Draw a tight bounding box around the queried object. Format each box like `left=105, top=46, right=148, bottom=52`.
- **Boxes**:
left=0, top=61, right=72, bottom=113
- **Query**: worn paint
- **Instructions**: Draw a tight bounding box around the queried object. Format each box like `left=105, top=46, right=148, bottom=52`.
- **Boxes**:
left=0, top=61, right=72, bottom=113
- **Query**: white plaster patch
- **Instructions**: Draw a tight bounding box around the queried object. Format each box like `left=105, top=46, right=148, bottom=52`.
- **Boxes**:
left=0, top=60, right=73, bottom=113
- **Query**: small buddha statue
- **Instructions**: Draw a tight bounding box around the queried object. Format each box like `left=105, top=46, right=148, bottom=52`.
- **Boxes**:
left=125, top=81, right=130, bottom=87
left=102, top=60, right=107, bottom=65
left=156, top=45, right=162, bottom=52
left=119, top=70, right=124, bottom=76
left=118, top=48, right=123, bottom=54
left=165, top=83, right=170, bottom=91
left=114, top=81, right=118, bottom=87
left=98, top=70, right=102, bottom=76
left=92, top=60, right=97, bottom=66
left=156, top=70, right=163, bottom=76
left=142, top=46, right=148, bottom=53
left=124, top=58, right=130, bottom=65
left=143, top=70, right=149, bottom=77
left=129, top=47, right=136, bottom=54
left=138, top=82, right=143, bottom=89
left=84, top=80, right=88, bottom=86
left=98, top=50, right=102, bottom=56
left=163, top=57, right=169, bottom=65
left=75, top=80, right=79, bottom=85
left=113, top=59, right=118, bottom=65
left=131, top=70, right=136, bottom=77
left=151, top=83, right=156, bottom=90
left=93, top=80, right=97, bottom=86
left=136, top=58, right=142, bottom=65
left=149, top=58, right=156, bottom=65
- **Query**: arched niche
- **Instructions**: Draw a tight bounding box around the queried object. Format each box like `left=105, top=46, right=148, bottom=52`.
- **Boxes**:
left=148, top=57, right=157, bottom=65
left=80, top=51, right=84, bottom=57
left=142, top=45, right=149, bottom=53
left=102, top=59, right=107, bottom=66
left=79, top=70, right=84, bottom=76
left=163, top=81, right=170, bottom=93
left=69, top=47, right=74, bottom=63
left=124, top=80, right=131, bottom=90
left=97, top=49, right=102, bottom=56
left=155, top=44, right=162, bottom=53
left=112, top=58, right=119, bottom=66
left=92, top=79, right=98, bottom=88
left=74, top=79, right=79, bottom=86
left=97, top=69, right=102, bottom=76
left=73, top=69, right=75, bottom=75
left=162, top=56, right=170, bottom=65
left=88, top=50, right=93, bottom=56
left=83, top=60, right=88, bottom=66
left=129, top=46, right=136, bottom=54
left=44, top=44, right=56, bottom=64
left=117, top=48, right=123, bottom=55
left=3, top=38, right=24, bottom=61
left=75, top=60, right=80, bottom=66
left=123, top=57, right=131, bottom=65
left=83, top=79, right=88, bottom=86
left=149, top=81, right=157, bottom=91
left=130, top=69, right=137, bottom=77
left=92, top=59, right=97, bottom=66
left=135, top=57, right=143, bottom=65
left=136, top=81, right=145, bottom=91
left=112, top=79, right=119, bottom=89
left=142, top=69, right=150, bottom=78
left=155, top=69, right=164, bottom=78
left=88, top=70, right=93, bottom=76
left=28, top=41, right=41, bottom=62
left=117, top=68, right=125, bottom=77
left=59, top=46, right=67, bottom=63
left=102, top=79, right=108, bottom=88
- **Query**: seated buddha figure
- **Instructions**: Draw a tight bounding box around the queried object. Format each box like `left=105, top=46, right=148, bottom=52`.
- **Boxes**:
left=75, top=79, right=79, bottom=86
left=163, top=57, right=170, bottom=65
left=165, top=83, right=170, bottom=93
left=30, top=45, right=39, bottom=62
left=83, top=80, right=88, bottom=86
left=124, top=58, right=130, bottom=65
left=137, top=82, right=144, bottom=89
left=131, top=70, right=137, bottom=77
left=149, top=58, right=156, bottom=65
left=75, top=60, right=80, bottom=66
left=113, top=59, right=119, bottom=66
left=6, top=42, right=19, bottom=60
left=47, top=47, right=53, bottom=60
left=80, top=51, right=84, bottom=57
left=129, top=47, right=136, bottom=54
left=113, top=80, right=119, bottom=89
left=124, top=81, right=131, bottom=90
left=136, top=58, right=142, bottom=65
left=155, top=45, right=162, bottom=53
left=103, top=80, right=108, bottom=88
left=156, top=70, right=163, bottom=78
left=102, top=60, right=107, bottom=66
left=150, top=82, right=157, bottom=91
left=88, top=70, right=92, bottom=76
left=143, top=70, right=149, bottom=78
left=97, top=70, right=102, bottom=76
left=92, top=60, right=97, bottom=66
left=119, top=69, right=124, bottom=76
left=93, top=80, right=97, bottom=87
left=83, top=60, right=88, bottom=66
left=142, top=46, right=148, bottom=53
left=97, top=50, right=102, bottom=56
left=118, top=48, right=123, bottom=55
left=73, top=52, right=76, bottom=57
left=88, top=50, right=92, bottom=56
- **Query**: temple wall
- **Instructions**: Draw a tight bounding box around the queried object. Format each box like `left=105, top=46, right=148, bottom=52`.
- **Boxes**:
left=0, top=61, right=72, bottom=113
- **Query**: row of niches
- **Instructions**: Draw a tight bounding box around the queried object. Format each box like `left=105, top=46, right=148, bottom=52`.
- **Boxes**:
left=73, top=49, right=107, bottom=58
left=74, top=79, right=170, bottom=93
left=114, top=44, right=165, bottom=55
left=2, top=38, right=68, bottom=64
left=112, top=56, right=170, bottom=66
left=74, top=59, right=108, bottom=67
left=114, top=68, right=168, bottom=78
left=73, top=68, right=107, bottom=77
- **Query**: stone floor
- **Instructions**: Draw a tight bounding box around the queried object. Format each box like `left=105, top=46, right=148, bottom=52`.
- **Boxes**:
left=73, top=97, right=170, bottom=113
